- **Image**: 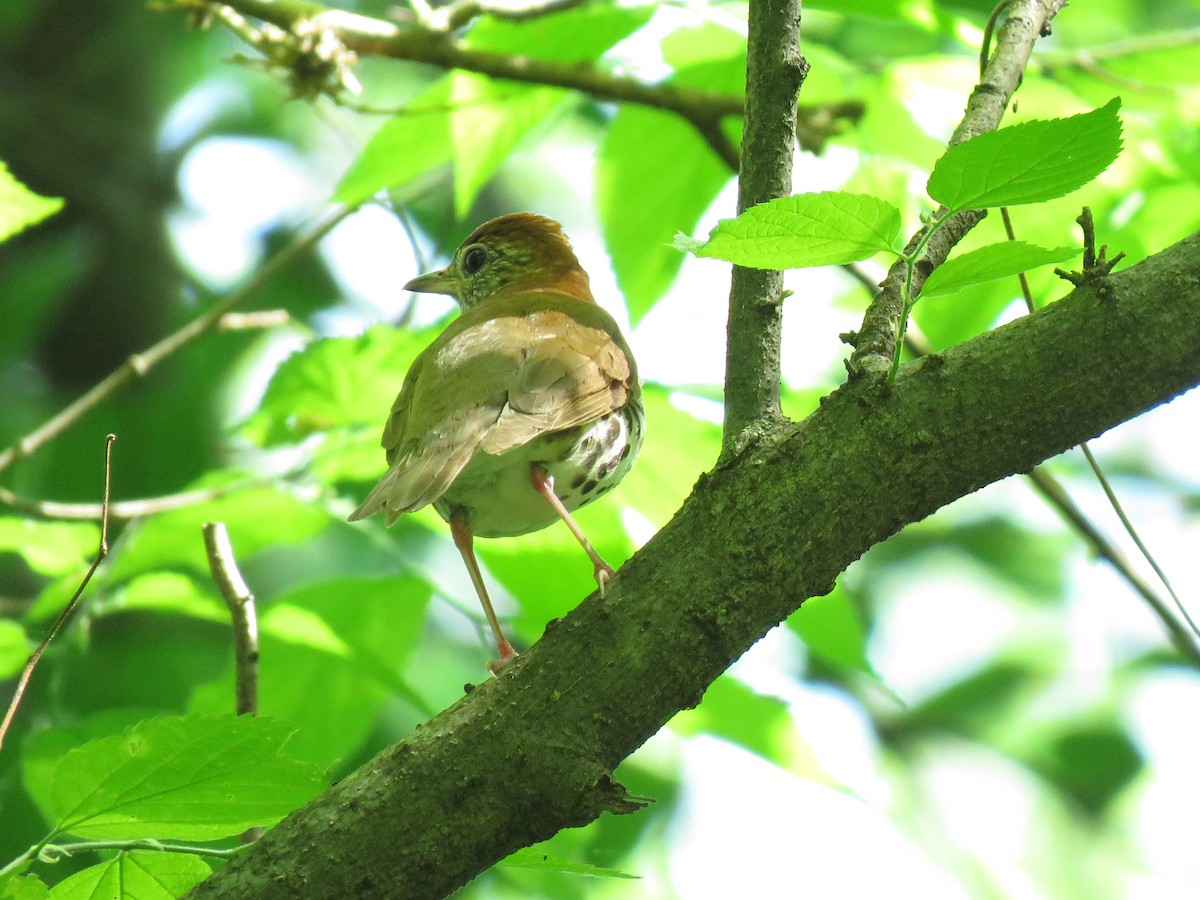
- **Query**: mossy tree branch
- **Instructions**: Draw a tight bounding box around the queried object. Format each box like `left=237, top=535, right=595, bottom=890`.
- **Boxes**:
left=189, top=231, right=1200, bottom=899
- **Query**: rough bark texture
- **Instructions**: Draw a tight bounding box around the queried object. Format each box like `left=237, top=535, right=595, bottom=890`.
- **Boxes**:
left=721, top=0, right=806, bottom=454
left=189, top=234, right=1200, bottom=900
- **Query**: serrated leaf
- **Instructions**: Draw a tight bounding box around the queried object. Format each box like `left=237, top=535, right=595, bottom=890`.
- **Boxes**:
left=680, top=193, right=903, bottom=268
left=46, top=852, right=209, bottom=900
left=498, top=848, right=639, bottom=879
left=0, top=162, right=63, bottom=243
left=189, top=577, right=431, bottom=768
left=0, top=517, right=99, bottom=577
left=0, top=875, right=48, bottom=900
left=920, top=242, right=1080, bottom=298
left=927, top=98, right=1123, bottom=210
left=45, top=715, right=324, bottom=841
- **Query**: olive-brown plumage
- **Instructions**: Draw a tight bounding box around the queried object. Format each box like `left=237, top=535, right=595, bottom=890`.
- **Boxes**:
left=349, top=214, right=643, bottom=672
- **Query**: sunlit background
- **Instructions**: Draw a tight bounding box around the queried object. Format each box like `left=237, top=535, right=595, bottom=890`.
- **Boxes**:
left=2, top=0, right=1200, bottom=896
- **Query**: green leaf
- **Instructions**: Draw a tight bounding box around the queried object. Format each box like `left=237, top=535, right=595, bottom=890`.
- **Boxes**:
left=788, top=586, right=876, bottom=677
left=920, top=242, right=1080, bottom=298
left=0, top=875, right=48, bottom=900
left=190, top=577, right=431, bottom=768
left=45, top=715, right=324, bottom=840
left=333, top=4, right=652, bottom=208
left=104, top=484, right=330, bottom=584
left=498, top=847, right=639, bottom=880
left=46, top=852, right=210, bottom=900
left=242, top=325, right=436, bottom=446
left=332, top=85, right=453, bottom=207
left=23, top=710, right=163, bottom=824
left=598, top=26, right=741, bottom=322
left=448, top=75, right=567, bottom=218
left=0, top=618, right=30, bottom=678
left=598, top=106, right=732, bottom=322
left=677, top=193, right=903, bottom=268
left=442, top=4, right=653, bottom=215
left=927, top=98, right=1123, bottom=210
left=0, top=517, right=99, bottom=577
left=671, top=676, right=796, bottom=764
left=100, top=572, right=225, bottom=623
left=465, top=5, right=654, bottom=61
left=0, top=161, right=63, bottom=243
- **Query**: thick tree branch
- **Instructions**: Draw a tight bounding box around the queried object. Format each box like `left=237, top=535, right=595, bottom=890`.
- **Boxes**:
left=721, top=0, right=806, bottom=457
left=190, top=0, right=856, bottom=166
left=189, top=230, right=1200, bottom=899
left=847, top=0, right=1068, bottom=379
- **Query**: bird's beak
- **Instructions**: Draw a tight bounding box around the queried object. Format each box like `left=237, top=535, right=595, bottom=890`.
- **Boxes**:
left=404, top=267, right=459, bottom=297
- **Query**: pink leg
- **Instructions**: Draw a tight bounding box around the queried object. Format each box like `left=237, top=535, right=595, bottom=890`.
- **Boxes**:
left=530, top=464, right=616, bottom=596
left=449, top=513, right=518, bottom=674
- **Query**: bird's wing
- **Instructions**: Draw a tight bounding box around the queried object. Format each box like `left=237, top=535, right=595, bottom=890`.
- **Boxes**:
left=348, top=296, right=634, bottom=523
left=477, top=307, right=633, bottom=455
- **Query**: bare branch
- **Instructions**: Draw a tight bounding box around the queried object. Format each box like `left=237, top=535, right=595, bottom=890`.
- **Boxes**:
left=0, top=478, right=274, bottom=522
left=202, top=523, right=261, bottom=719
left=0, top=435, right=117, bottom=749
left=0, top=207, right=352, bottom=476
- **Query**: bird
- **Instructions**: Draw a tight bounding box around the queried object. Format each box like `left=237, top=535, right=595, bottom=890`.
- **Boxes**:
left=348, top=213, right=643, bottom=673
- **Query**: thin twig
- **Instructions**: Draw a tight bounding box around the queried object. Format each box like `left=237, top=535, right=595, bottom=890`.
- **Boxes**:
left=846, top=0, right=1068, bottom=379
left=1026, top=466, right=1200, bottom=663
left=1037, top=28, right=1200, bottom=72
left=0, top=206, right=353, bottom=476
left=437, top=0, right=588, bottom=32
left=218, top=309, right=292, bottom=330
left=202, top=523, right=260, bottom=718
left=0, top=478, right=274, bottom=522
left=901, top=275, right=1198, bottom=658
left=0, top=435, right=117, bottom=749
left=188, top=0, right=859, bottom=166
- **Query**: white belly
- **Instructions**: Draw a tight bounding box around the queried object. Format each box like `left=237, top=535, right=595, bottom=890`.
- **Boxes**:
left=433, top=408, right=642, bottom=538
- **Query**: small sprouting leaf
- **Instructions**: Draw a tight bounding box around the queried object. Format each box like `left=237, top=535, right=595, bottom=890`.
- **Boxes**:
left=0, top=162, right=63, bottom=243
left=45, top=714, right=324, bottom=841
left=920, top=242, right=1080, bottom=298
left=675, top=193, right=902, bottom=269
left=927, top=99, right=1123, bottom=210
left=45, top=852, right=209, bottom=900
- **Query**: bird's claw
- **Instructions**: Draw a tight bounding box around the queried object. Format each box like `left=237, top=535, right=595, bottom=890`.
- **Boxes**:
left=594, top=562, right=616, bottom=597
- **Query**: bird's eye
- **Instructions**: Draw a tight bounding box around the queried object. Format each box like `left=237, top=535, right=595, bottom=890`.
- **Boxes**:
left=462, top=245, right=488, bottom=275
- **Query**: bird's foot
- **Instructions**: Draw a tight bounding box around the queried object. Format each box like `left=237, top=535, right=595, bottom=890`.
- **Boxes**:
left=594, top=561, right=616, bottom=597
left=487, top=640, right=519, bottom=676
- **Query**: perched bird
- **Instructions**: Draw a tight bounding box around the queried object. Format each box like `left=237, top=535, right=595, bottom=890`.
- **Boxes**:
left=349, top=214, right=643, bottom=673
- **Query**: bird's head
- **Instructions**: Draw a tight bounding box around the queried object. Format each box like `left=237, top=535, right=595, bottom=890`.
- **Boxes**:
left=404, top=213, right=595, bottom=308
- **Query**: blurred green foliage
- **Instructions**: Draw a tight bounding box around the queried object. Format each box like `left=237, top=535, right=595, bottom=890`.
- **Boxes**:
left=1, top=0, right=1199, bottom=896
